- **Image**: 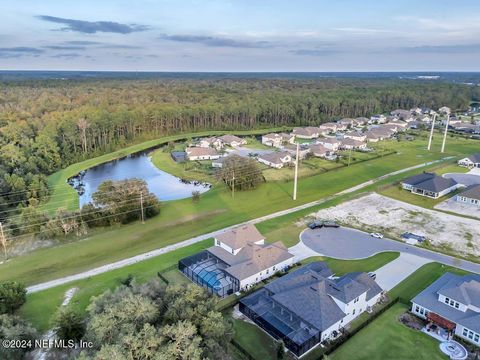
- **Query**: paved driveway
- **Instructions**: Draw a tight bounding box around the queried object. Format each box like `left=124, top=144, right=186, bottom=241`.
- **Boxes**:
left=300, top=227, right=480, bottom=274
left=443, top=173, right=480, bottom=186
left=374, top=253, right=431, bottom=291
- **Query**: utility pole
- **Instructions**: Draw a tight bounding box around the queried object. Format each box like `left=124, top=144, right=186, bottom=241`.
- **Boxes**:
left=0, top=222, right=7, bottom=260
left=347, top=148, right=352, bottom=167
left=427, top=113, right=437, bottom=150
left=140, top=192, right=145, bottom=224
left=441, top=113, right=450, bottom=153
left=293, top=143, right=299, bottom=200
left=231, top=170, right=235, bottom=199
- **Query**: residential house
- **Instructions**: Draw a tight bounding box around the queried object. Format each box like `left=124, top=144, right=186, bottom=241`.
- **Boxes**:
left=439, top=106, right=451, bottom=114
left=218, top=134, right=247, bottom=147
left=458, top=153, right=480, bottom=168
left=282, top=144, right=311, bottom=159
left=240, top=262, right=383, bottom=357
left=186, top=147, right=220, bottom=161
left=292, top=127, right=319, bottom=139
left=340, top=138, right=367, bottom=150
left=334, top=122, right=349, bottom=131
left=388, top=120, right=408, bottom=130
left=391, top=109, right=412, bottom=120
left=343, top=131, right=367, bottom=142
left=354, top=117, right=370, bottom=126
left=417, top=114, right=431, bottom=123
left=411, top=272, right=480, bottom=346
left=316, top=137, right=341, bottom=151
left=410, top=107, right=422, bottom=115
left=178, top=224, right=294, bottom=297
left=401, top=172, right=458, bottom=199
left=262, top=133, right=295, bottom=147
left=370, top=114, right=387, bottom=123
left=319, top=122, right=337, bottom=135
left=455, top=185, right=480, bottom=207
left=199, top=137, right=224, bottom=150
left=308, top=144, right=333, bottom=158
left=338, top=118, right=356, bottom=128
left=258, top=151, right=292, bottom=169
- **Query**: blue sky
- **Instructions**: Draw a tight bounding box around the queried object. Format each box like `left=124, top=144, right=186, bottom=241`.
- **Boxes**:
left=0, top=0, right=479, bottom=71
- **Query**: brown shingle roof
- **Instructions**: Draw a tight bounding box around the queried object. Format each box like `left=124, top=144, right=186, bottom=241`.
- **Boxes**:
left=186, top=147, right=219, bottom=157
left=215, top=224, right=264, bottom=250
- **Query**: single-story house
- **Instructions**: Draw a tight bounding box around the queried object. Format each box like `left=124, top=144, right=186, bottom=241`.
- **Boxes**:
left=198, top=137, right=224, bottom=149
left=390, top=109, right=412, bottom=120
left=338, top=118, right=356, bottom=128
left=417, top=115, right=431, bottom=123
left=411, top=272, right=480, bottom=346
left=354, top=117, right=370, bottom=126
left=292, top=127, right=319, bottom=139
left=171, top=151, right=187, bottom=163
left=240, top=262, right=383, bottom=357
left=282, top=144, right=311, bottom=159
left=262, top=133, right=295, bottom=147
left=257, top=151, right=292, bottom=169
left=401, top=172, right=459, bottom=199
left=316, top=137, right=341, bottom=151
left=340, top=138, right=367, bottom=150
left=178, top=224, right=294, bottom=297
left=343, top=131, right=367, bottom=142
left=211, top=156, right=228, bottom=168
left=218, top=134, right=247, bottom=147
left=308, top=144, right=333, bottom=158
left=185, top=146, right=220, bottom=161
left=370, top=114, right=387, bottom=123
left=458, top=153, right=480, bottom=168
left=455, top=185, right=480, bottom=207
left=319, top=122, right=337, bottom=134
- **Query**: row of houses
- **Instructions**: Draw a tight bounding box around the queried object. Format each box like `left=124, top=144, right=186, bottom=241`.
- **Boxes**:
left=178, top=223, right=385, bottom=356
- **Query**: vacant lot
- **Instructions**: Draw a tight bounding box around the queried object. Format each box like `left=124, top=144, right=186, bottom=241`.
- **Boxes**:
left=314, top=193, right=480, bottom=257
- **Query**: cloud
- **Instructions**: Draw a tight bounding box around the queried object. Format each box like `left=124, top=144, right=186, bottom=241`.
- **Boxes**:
left=333, top=27, right=397, bottom=35
left=402, top=44, right=480, bottom=54
left=37, top=15, right=149, bottom=34
left=44, top=45, right=86, bottom=50
left=290, top=49, right=339, bottom=56
left=0, top=47, right=44, bottom=58
left=50, top=53, right=83, bottom=59
left=64, top=40, right=102, bottom=45
left=159, top=34, right=271, bottom=48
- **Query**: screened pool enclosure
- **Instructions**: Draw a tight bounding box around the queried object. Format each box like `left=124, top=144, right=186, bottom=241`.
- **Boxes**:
left=178, top=250, right=239, bottom=297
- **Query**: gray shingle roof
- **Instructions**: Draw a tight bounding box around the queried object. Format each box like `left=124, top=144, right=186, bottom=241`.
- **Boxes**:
left=412, top=272, right=480, bottom=333
left=467, top=153, right=480, bottom=163
left=402, top=172, right=436, bottom=186
left=458, top=184, right=480, bottom=201
left=413, top=176, right=457, bottom=193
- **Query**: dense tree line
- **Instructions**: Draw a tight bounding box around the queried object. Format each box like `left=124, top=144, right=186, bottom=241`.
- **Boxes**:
left=0, top=77, right=478, bottom=222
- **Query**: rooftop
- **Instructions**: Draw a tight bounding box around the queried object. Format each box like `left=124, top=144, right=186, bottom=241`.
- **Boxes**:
left=458, top=184, right=480, bottom=200
left=215, top=223, right=264, bottom=250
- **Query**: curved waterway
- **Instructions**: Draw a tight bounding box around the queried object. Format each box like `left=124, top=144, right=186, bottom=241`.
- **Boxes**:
left=69, top=151, right=211, bottom=207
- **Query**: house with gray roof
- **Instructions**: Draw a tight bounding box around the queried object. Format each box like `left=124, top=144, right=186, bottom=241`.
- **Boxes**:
left=456, top=184, right=480, bottom=207
left=257, top=151, right=292, bottom=169
left=458, top=153, right=480, bottom=168
left=239, top=262, right=383, bottom=357
left=411, top=272, right=480, bottom=346
left=401, top=172, right=459, bottom=199
left=178, top=224, right=294, bottom=297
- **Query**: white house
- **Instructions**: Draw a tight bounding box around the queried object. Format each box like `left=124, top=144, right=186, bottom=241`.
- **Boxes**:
left=340, top=138, right=367, bottom=150
left=456, top=185, right=480, bottom=207
left=239, top=262, right=383, bottom=357
left=186, top=146, right=220, bottom=161
left=282, top=144, right=311, bottom=159
left=316, top=137, right=342, bottom=151
left=198, top=137, right=224, bottom=149
left=218, top=134, right=247, bottom=147
left=292, top=127, right=319, bottom=139
left=309, top=144, right=333, bottom=158
left=370, top=114, right=386, bottom=123
left=262, top=132, right=295, bottom=147
left=411, top=272, right=480, bottom=346
left=257, top=151, right=292, bottom=169
left=458, top=153, right=480, bottom=168
left=344, top=131, right=367, bottom=142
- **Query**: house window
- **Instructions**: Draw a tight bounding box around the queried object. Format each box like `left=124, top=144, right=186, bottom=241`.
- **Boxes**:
left=454, top=302, right=459, bottom=309
left=216, top=240, right=220, bottom=245
left=444, top=297, right=450, bottom=304
left=353, top=309, right=356, bottom=315
left=468, top=331, right=474, bottom=340
left=415, top=306, right=420, bottom=313
left=474, top=334, right=479, bottom=343
left=463, top=328, right=468, bottom=337
left=449, top=299, right=454, bottom=306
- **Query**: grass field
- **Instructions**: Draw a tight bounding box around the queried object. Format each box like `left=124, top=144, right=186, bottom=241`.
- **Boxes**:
left=17, top=239, right=213, bottom=332
left=2, top=135, right=478, bottom=289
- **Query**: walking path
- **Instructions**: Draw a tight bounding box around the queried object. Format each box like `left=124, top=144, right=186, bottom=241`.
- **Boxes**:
left=26, top=157, right=454, bottom=293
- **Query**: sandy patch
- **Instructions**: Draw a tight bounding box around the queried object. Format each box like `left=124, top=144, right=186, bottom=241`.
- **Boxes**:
left=313, top=193, right=480, bottom=257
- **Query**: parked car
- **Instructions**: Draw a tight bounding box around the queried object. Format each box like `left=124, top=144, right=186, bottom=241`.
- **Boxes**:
left=370, top=232, right=384, bottom=239
left=308, top=220, right=340, bottom=229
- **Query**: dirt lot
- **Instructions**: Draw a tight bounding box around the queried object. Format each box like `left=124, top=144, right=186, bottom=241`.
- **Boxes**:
left=313, top=193, right=480, bottom=257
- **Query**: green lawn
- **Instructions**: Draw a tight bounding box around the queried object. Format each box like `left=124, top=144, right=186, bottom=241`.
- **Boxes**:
left=330, top=303, right=446, bottom=360
left=378, top=184, right=459, bottom=209
left=2, top=135, right=477, bottom=289
left=17, top=239, right=213, bottom=332
left=232, top=318, right=278, bottom=360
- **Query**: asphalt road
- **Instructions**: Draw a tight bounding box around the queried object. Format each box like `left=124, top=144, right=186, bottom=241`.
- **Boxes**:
left=301, top=227, right=480, bottom=274
left=25, top=157, right=454, bottom=293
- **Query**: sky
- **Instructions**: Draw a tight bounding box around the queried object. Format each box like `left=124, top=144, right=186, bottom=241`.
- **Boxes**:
left=0, top=0, right=479, bottom=71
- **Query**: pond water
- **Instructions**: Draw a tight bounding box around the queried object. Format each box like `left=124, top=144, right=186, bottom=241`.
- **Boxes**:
left=69, top=151, right=211, bottom=207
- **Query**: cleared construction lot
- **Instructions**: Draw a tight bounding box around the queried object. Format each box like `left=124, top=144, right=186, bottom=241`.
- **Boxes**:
left=313, top=192, right=480, bottom=258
